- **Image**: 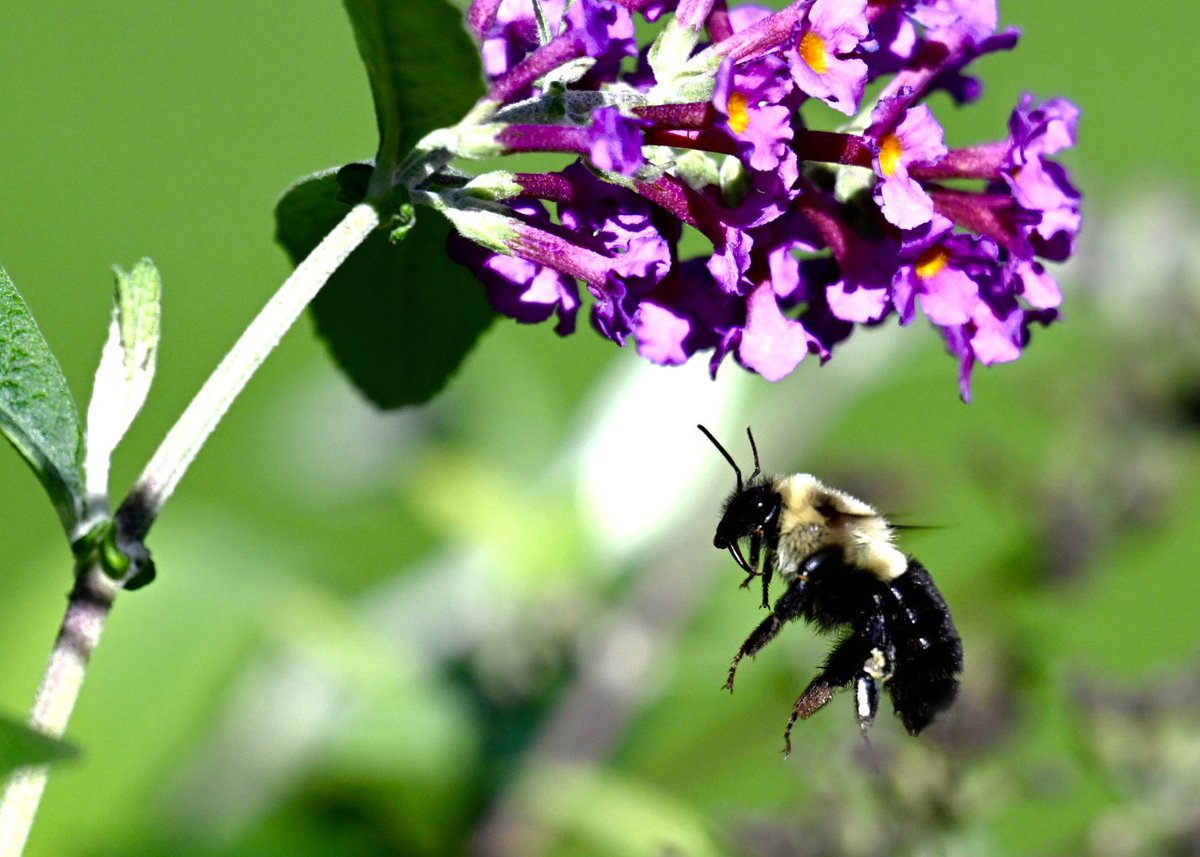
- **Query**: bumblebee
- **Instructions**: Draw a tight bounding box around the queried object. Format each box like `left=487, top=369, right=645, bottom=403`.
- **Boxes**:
left=699, top=426, right=962, bottom=752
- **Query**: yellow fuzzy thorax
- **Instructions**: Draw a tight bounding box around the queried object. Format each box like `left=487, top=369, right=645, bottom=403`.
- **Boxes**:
left=774, top=474, right=907, bottom=582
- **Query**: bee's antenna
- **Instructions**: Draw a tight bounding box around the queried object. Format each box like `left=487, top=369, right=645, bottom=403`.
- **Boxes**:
left=745, top=427, right=762, bottom=482
left=697, top=424, right=743, bottom=492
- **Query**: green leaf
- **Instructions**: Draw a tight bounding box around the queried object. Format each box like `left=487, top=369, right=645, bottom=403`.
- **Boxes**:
left=275, top=169, right=496, bottom=408
left=85, top=259, right=162, bottom=502
left=343, top=0, right=485, bottom=191
left=0, top=714, right=77, bottom=777
left=0, top=265, right=85, bottom=533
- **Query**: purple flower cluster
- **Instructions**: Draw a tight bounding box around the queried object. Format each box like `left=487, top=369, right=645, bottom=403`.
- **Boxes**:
left=449, top=0, right=1080, bottom=398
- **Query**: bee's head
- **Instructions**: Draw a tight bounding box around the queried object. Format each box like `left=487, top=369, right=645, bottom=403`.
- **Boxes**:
left=699, top=425, right=782, bottom=575
left=714, top=482, right=782, bottom=549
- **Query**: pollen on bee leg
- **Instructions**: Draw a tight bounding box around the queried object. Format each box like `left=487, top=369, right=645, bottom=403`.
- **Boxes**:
left=784, top=680, right=837, bottom=756
left=795, top=680, right=836, bottom=719
left=864, top=647, right=890, bottom=680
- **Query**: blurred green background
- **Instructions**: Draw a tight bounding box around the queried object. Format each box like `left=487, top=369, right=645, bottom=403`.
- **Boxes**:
left=2, top=2, right=1199, bottom=855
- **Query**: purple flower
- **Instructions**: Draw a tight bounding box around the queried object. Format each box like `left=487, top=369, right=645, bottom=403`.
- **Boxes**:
left=1010, top=94, right=1078, bottom=159
left=439, top=0, right=1081, bottom=399
left=896, top=230, right=1059, bottom=399
left=483, top=0, right=634, bottom=102
left=447, top=215, right=580, bottom=335
left=796, top=261, right=855, bottom=359
left=795, top=188, right=900, bottom=324
left=873, top=103, right=947, bottom=229
left=892, top=222, right=980, bottom=326
left=587, top=107, right=646, bottom=175
left=476, top=0, right=566, bottom=80
left=726, top=155, right=801, bottom=230
left=555, top=163, right=662, bottom=244
left=737, top=279, right=818, bottom=380
left=637, top=0, right=676, bottom=23
left=499, top=166, right=672, bottom=342
left=554, top=168, right=674, bottom=328
left=634, top=301, right=693, bottom=364
left=860, top=4, right=919, bottom=77
left=712, top=58, right=796, bottom=172
left=633, top=260, right=739, bottom=366
left=495, top=107, right=646, bottom=176
left=909, top=0, right=998, bottom=43
left=564, top=0, right=636, bottom=83
left=726, top=3, right=775, bottom=33
left=943, top=297, right=1028, bottom=402
left=1012, top=259, right=1061, bottom=309
left=826, top=280, right=891, bottom=323
left=1003, top=94, right=1081, bottom=261
left=759, top=208, right=823, bottom=301
left=703, top=225, right=752, bottom=294
left=788, top=0, right=870, bottom=115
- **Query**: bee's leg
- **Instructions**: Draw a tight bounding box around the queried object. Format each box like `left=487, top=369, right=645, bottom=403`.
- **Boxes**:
left=854, top=599, right=895, bottom=733
left=784, top=597, right=894, bottom=755
left=783, top=636, right=863, bottom=755
left=758, top=553, right=775, bottom=609
left=738, top=534, right=772, bottom=598
left=853, top=674, right=880, bottom=734
left=724, top=575, right=808, bottom=692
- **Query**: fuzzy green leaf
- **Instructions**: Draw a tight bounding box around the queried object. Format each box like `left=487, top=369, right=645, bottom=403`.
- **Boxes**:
left=275, top=169, right=496, bottom=408
left=0, top=714, right=77, bottom=777
left=0, top=265, right=84, bottom=532
left=85, top=259, right=162, bottom=501
left=343, top=0, right=484, bottom=189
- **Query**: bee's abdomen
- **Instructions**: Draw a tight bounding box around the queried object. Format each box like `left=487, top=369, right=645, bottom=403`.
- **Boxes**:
left=884, top=559, right=963, bottom=734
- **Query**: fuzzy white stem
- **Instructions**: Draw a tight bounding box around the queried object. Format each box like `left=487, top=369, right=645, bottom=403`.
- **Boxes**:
left=120, top=201, right=380, bottom=537
left=0, top=567, right=117, bottom=857
left=0, top=201, right=381, bottom=857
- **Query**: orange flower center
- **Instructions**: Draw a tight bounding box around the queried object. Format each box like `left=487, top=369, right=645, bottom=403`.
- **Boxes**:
left=915, top=246, right=949, bottom=279
left=800, top=31, right=828, bottom=74
left=727, top=92, right=751, bottom=134
left=879, top=133, right=902, bottom=177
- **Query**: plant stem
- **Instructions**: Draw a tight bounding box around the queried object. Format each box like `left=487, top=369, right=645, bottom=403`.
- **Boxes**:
left=116, top=201, right=380, bottom=540
left=0, top=200, right=381, bottom=856
left=0, top=564, right=117, bottom=857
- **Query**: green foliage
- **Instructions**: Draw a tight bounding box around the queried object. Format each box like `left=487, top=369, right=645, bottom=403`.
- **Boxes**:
left=274, top=0, right=491, bottom=408
left=85, top=258, right=161, bottom=505
left=0, top=265, right=84, bottom=534
left=276, top=169, right=496, bottom=408
left=0, top=715, right=76, bottom=778
left=110, top=261, right=161, bottom=376
left=342, top=0, right=485, bottom=191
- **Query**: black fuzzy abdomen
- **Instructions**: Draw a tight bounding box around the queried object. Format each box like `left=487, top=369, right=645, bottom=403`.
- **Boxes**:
left=884, top=559, right=963, bottom=734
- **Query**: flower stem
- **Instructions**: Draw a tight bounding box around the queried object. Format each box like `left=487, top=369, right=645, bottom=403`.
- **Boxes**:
left=0, top=200, right=380, bottom=857
left=116, top=201, right=381, bottom=541
left=0, top=564, right=118, bottom=857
